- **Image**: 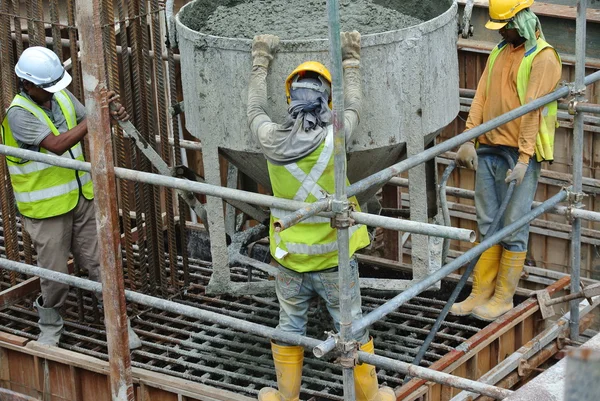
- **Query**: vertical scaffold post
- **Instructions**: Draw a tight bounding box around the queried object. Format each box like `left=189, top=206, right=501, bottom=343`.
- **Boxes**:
left=570, top=0, right=587, bottom=342
left=75, top=1, right=135, bottom=399
left=326, top=1, right=355, bottom=400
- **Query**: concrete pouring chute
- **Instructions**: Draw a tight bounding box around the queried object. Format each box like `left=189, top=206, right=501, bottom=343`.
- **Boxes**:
left=175, top=0, right=460, bottom=206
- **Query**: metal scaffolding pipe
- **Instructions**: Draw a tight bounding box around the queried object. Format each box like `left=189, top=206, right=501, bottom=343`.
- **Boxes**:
left=350, top=211, right=475, bottom=242
left=0, top=257, right=512, bottom=399
left=314, top=190, right=569, bottom=358
left=0, top=144, right=473, bottom=241
left=389, top=176, right=600, bottom=223
left=359, top=352, right=512, bottom=400
left=326, top=2, right=355, bottom=398
left=570, top=0, right=587, bottom=342
left=345, top=70, right=600, bottom=199
left=75, top=0, right=134, bottom=399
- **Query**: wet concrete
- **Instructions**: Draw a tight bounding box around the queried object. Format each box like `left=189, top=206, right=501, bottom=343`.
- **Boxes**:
left=183, top=0, right=423, bottom=39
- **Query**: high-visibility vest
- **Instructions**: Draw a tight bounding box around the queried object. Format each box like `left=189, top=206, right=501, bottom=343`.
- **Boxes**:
left=486, top=38, right=561, bottom=162
left=1, top=91, right=94, bottom=219
left=267, top=126, right=370, bottom=273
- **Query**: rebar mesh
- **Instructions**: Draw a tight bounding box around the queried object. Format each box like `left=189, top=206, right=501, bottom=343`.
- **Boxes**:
left=0, top=259, right=488, bottom=401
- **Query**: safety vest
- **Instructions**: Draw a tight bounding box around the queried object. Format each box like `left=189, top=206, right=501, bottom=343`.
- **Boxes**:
left=487, top=38, right=561, bottom=162
left=1, top=91, right=94, bottom=219
left=267, top=127, right=370, bottom=273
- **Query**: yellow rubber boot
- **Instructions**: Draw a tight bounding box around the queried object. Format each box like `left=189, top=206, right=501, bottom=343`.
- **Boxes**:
left=450, top=245, right=503, bottom=316
left=472, top=249, right=526, bottom=321
left=258, top=341, right=304, bottom=401
left=355, top=338, right=396, bottom=401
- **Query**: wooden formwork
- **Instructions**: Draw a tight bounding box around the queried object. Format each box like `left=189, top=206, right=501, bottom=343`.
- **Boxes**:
left=0, top=338, right=254, bottom=401
left=396, top=277, right=571, bottom=401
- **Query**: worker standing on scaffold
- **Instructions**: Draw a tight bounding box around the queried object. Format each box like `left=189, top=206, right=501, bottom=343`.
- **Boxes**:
left=452, top=0, right=562, bottom=321
left=1, top=46, right=141, bottom=349
left=247, top=32, right=395, bottom=401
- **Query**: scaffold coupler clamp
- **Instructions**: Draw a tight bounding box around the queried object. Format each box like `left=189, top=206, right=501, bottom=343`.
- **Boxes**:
left=328, top=331, right=359, bottom=368
left=330, top=198, right=356, bottom=229
left=567, top=82, right=588, bottom=115
left=565, top=187, right=587, bottom=222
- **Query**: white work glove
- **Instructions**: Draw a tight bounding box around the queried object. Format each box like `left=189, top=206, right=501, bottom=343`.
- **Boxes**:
left=505, top=162, right=528, bottom=186
left=341, top=31, right=361, bottom=67
left=455, top=142, right=478, bottom=170
left=252, top=34, right=280, bottom=68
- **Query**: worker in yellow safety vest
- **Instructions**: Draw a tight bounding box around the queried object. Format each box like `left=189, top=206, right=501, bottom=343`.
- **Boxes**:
left=247, top=33, right=395, bottom=401
left=452, top=0, right=562, bottom=321
left=1, top=46, right=141, bottom=349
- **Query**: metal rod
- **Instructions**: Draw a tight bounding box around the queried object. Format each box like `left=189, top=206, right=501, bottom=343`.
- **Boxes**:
left=0, top=257, right=512, bottom=398
left=350, top=210, right=475, bottom=242
left=314, top=190, right=568, bottom=358
left=390, top=176, right=600, bottom=222
left=273, top=199, right=329, bottom=231
left=75, top=1, right=134, bottom=399
left=345, top=70, right=600, bottom=199
left=326, top=2, right=355, bottom=399
left=0, top=144, right=473, bottom=240
left=570, top=0, right=587, bottom=343
left=358, top=352, right=512, bottom=400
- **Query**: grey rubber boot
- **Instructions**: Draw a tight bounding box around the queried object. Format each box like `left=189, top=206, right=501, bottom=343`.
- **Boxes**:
left=127, top=318, right=142, bottom=350
left=34, top=296, right=64, bottom=346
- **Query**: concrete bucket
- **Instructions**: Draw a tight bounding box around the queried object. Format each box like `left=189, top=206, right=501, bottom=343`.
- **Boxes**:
left=175, top=0, right=460, bottom=205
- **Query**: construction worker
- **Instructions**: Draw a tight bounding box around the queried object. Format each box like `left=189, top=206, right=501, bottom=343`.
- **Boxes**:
left=247, top=33, right=395, bottom=401
left=1, top=46, right=141, bottom=349
left=452, top=0, right=562, bottom=321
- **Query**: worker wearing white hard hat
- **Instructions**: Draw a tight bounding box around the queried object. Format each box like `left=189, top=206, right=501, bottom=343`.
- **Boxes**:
left=1, top=46, right=140, bottom=350
left=247, top=34, right=395, bottom=401
left=453, top=0, right=562, bottom=321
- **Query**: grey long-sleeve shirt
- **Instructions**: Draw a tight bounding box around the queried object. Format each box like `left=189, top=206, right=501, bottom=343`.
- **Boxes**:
left=247, top=64, right=362, bottom=165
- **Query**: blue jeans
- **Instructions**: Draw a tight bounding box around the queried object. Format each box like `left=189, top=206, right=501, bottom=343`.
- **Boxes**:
left=275, top=257, right=369, bottom=345
left=475, top=145, right=541, bottom=252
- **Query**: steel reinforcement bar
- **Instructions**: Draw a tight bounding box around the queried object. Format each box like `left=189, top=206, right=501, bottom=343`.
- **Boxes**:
left=0, top=257, right=512, bottom=399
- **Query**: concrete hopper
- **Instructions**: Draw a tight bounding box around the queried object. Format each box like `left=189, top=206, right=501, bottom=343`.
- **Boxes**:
left=175, top=0, right=460, bottom=293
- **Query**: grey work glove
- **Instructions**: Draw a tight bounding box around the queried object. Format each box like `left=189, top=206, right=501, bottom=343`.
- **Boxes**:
left=505, top=161, right=528, bottom=186
left=455, top=142, right=478, bottom=170
left=252, top=34, right=280, bottom=68
left=341, top=31, right=361, bottom=67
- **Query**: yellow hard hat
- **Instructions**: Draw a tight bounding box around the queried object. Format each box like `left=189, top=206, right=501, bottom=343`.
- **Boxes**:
left=486, top=0, right=534, bottom=30
left=285, top=61, right=332, bottom=105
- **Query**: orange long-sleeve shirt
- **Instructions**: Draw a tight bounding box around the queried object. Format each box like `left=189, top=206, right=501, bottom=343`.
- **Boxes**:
left=465, top=42, right=562, bottom=164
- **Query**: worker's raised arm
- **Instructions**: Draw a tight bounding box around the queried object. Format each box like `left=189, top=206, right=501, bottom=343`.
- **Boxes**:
left=340, top=31, right=362, bottom=143
left=247, top=35, right=280, bottom=143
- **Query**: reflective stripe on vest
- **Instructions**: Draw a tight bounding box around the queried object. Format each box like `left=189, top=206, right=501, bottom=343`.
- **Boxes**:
left=487, top=38, right=561, bottom=162
left=267, top=126, right=370, bottom=273
left=13, top=172, right=91, bottom=203
left=1, top=91, right=94, bottom=219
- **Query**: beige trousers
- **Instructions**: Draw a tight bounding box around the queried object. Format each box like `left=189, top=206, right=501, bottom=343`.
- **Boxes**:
left=22, top=196, right=101, bottom=309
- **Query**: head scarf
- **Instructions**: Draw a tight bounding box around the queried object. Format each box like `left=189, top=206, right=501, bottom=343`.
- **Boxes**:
left=282, top=77, right=332, bottom=136
left=508, top=8, right=544, bottom=52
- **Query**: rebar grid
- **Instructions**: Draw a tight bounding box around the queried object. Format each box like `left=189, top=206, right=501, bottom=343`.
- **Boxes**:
left=0, top=261, right=489, bottom=400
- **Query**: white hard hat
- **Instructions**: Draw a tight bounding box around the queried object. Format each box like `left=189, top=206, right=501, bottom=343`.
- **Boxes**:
left=15, top=46, right=71, bottom=93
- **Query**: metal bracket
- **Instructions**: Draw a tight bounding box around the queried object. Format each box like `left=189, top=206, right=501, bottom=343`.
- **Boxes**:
left=568, top=100, right=579, bottom=116
left=330, top=199, right=356, bottom=229
left=565, top=188, right=587, bottom=222
left=517, top=359, right=532, bottom=377
left=334, top=335, right=360, bottom=369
